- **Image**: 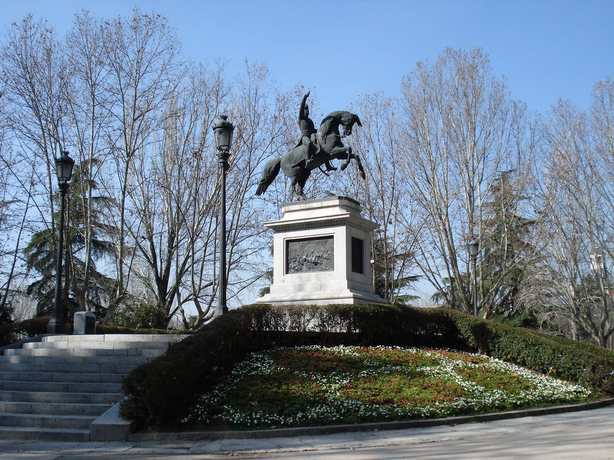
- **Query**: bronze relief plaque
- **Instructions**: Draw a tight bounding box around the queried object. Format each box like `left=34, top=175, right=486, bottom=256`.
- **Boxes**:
left=286, top=236, right=334, bottom=273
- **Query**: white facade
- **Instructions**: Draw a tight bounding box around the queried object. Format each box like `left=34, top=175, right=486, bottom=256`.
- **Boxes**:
left=256, top=196, right=388, bottom=305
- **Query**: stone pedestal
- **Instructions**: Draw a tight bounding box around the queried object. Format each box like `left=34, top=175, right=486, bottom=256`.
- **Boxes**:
left=73, top=311, right=96, bottom=334
left=257, top=196, right=387, bottom=305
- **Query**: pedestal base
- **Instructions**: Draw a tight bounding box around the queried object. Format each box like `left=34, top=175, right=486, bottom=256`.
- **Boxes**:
left=73, top=311, right=96, bottom=334
left=258, top=287, right=387, bottom=306
left=256, top=196, right=388, bottom=306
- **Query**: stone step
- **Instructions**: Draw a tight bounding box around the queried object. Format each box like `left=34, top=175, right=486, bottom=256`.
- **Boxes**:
left=0, top=356, right=148, bottom=373
left=0, top=426, right=90, bottom=441
left=0, top=412, right=95, bottom=430
left=0, top=333, right=183, bottom=442
left=42, top=334, right=187, bottom=343
left=0, top=355, right=149, bottom=365
left=0, top=390, right=121, bottom=404
left=0, top=400, right=110, bottom=416
left=23, top=341, right=171, bottom=350
left=4, top=347, right=165, bottom=358
left=0, top=380, right=122, bottom=393
left=0, top=362, right=139, bottom=373
left=0, top=370, right=125, bottom=383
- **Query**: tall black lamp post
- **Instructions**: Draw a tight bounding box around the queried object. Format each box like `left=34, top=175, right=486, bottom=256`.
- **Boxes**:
left=48, top=151, right=74, bottom=334
left=590, top=252, right=610, bottom=320
left=213, top=115, right=234, bottom=316
left=468, top=238, right=479, bottom=317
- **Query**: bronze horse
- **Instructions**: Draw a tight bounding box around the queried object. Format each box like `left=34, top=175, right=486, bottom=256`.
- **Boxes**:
left=255, top=111, right=365, bottom=199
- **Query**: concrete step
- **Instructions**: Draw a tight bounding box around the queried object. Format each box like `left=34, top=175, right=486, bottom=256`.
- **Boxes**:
left=0, top=362, right=139, bottom=373
left=23, top=341, right=171, bottom=350
left=0, top=370, right=125, bottom=383
left=0, top=426, right=90, bottom=441
left=0, top=400, right=110, bottom=416
left=4, top=347, right=165, bottom=358
left=0, top=390, right=121, bottom=404
left=0, top=333, right=184, bottom=441
left=0, top=356, right=148, bottom=373
left=0, top=355, right=149, bottom=365
left=0, top=412, right=95, bottom=429
left=0, top=380, right=122, bottom=393
left=42, top=334, right=187, bottom=343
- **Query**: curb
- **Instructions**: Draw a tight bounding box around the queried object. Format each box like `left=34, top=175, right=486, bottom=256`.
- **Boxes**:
left=129, top=397, right=614, bottom=442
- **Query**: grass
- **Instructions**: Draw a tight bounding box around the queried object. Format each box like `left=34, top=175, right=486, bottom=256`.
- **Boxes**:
left=184, top=346, right=593, bottom=428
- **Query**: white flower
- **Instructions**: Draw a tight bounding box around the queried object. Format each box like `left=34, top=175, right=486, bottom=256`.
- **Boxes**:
left=183, top=345, right=591, bottom=427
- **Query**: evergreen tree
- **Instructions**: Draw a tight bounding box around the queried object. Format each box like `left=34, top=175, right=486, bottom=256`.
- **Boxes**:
left=25, top=159, right=117, bottom=318
left=479, top=171, right=536, bottom=318
left=432, top=171, right=536, bottom=318
left=0, top=298, right=12, bottom=326
left=371, top=234, right=420, bottom=304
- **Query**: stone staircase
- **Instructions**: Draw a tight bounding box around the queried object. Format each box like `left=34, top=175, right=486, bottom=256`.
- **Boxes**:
left=0, top=334, right=186, bottom=441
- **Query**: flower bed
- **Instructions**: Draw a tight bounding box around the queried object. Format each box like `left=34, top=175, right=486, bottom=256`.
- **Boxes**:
left=185, top=346, right=592, bottom=428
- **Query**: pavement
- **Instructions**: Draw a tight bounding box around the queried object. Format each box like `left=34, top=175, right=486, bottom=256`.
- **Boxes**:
left=1, top=406, right=614, bottom=459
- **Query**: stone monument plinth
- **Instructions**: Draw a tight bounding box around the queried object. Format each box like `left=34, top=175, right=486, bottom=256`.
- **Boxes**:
left=257, top=196, right=387, bottom=305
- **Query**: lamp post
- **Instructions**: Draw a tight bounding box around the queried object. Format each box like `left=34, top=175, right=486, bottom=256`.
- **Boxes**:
left=468, top=238, right=479, bottom=317
left=213, top=115, right=234, bottom=316
left=590, top=252, right=609, bottom=323
left=48, top=151, right=75, bottom=334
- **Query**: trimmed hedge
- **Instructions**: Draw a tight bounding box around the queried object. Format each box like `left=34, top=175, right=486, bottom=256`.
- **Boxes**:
left=96, top=324, right=173, bottom=335
left=121, top=303, right=614, bottom=430
left=0, top=316, right=177, bottom=347
left=0, top=317, right=60, bottom=346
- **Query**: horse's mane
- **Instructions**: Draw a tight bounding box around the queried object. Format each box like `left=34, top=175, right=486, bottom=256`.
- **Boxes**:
left=318, top=111, right=350, bottom=136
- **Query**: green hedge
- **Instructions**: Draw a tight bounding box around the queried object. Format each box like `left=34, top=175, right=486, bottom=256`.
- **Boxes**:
left=121, top=303, right=614, bottom=430
left=0, top=317, right=59, bottom=345
left=0, top=316, right=177, bottom=347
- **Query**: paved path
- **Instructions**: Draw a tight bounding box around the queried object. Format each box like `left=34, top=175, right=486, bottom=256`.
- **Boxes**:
left=1, top=406, right=613, bottom=459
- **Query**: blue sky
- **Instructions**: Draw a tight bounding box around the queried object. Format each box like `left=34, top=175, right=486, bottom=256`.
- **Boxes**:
left=3, top=0, right=614, bottom=115
left=4, top=1, right=613, bottom=304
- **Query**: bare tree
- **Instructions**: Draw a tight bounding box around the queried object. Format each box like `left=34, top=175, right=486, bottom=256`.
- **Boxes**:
left=335, top=93, right=421, bottom=303
left=399, top=49, right=534, bottom=315
left=124, top=68, right=222, bottom=327
left=0, top=16, right=67, bottom=230
left=100, top=12, right=179, bottom=305
left=525, top=92, right=613, bottom=347
left=0, top=18, right=68, bottom=319
left=63, top=12, right=113, bottom=310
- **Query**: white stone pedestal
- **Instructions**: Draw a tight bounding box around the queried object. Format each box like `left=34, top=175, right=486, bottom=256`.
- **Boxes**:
left=256, top=196, right=387, bottom=305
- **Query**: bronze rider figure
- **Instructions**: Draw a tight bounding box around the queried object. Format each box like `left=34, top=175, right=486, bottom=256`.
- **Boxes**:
left=297, top=92, right=336, bottom=171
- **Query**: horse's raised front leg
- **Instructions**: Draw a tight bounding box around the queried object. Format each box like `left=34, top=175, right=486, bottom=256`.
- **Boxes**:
left=330, top=148, right=366, bottom=180
left=350, top=153, right=366, bottom=180
left=329, top=146, right=352, bottom=170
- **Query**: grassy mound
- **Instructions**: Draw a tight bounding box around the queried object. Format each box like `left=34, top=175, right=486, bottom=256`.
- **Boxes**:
left=185, top=346, right=592, bottom=428
left=121, top=304, right=614, bottom=430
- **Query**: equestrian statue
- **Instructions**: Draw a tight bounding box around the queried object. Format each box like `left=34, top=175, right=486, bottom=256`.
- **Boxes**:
left=255, top=91, right=366, bottom=200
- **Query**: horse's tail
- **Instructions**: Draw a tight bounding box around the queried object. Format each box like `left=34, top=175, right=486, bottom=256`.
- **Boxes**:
left=255, top=157, right=281, bottom=196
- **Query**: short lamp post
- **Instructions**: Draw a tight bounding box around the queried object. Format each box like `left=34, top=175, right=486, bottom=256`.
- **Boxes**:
left=468, top=238, right=480, bottom=317
left=48, top=151, right=75, bottom=334
left=213, top=115, right=234, bottom=316
left=590, top=252, right=609, bottom=317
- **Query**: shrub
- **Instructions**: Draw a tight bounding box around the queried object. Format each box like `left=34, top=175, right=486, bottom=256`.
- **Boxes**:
left=0, top=316, right=179, bottom=346
left=0, top=323, right=14, bottom=347
left=0, top=317, right=68, bottom=345
left=95, top=324, right=173, bottom=335
left=121, top=303, right=614, bottom=430
left=104, top=301, right=169, bottom=330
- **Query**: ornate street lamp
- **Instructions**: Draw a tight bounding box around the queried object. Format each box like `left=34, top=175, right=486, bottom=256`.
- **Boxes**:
left=467, top=238, right=479, bottom=316
left=213, top=115, right=234, bottom=316
left=48, top=151, right=75, bottom=334
left=590, top=252, right=609, bottom=318
left=590, top=252, right=605, bottom=276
